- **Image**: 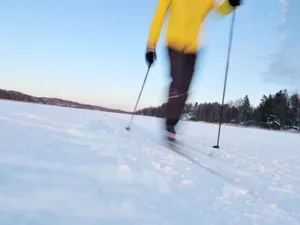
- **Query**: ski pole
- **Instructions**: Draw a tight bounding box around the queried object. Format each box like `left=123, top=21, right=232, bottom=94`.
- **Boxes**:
left=125, top=63, right=152, bottom=131
left=213, top=11, right=236, bottom=149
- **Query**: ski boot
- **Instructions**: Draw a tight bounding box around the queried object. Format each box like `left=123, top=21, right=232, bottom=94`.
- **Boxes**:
left=165, top=125, right=176, bottom=142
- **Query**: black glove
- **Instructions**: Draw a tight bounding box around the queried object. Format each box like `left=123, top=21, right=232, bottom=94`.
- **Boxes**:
left=145, top=50, right=156, bottom=66
left=229, top=0, right=241, bottom=7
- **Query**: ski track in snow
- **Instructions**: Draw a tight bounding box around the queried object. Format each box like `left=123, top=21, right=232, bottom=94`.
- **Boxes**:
left=0, top=100, right=299, bottom=225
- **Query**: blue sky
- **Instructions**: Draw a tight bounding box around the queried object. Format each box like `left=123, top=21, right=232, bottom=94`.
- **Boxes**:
left=0, top=0, right=299, bottom=111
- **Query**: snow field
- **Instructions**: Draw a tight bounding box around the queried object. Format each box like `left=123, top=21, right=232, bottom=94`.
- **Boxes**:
left=0, top=100, right=299, bottom=225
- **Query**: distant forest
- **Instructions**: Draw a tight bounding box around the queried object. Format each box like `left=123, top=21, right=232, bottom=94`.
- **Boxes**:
left=137, top=89, right=300, bottom=131
left=0, top=89, right=129, bottom=114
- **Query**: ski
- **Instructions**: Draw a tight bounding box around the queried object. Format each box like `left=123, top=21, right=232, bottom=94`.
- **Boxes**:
left=166, top=138, right=220, bottom=159
left=180, top=142, right=221, bottom=159
left=160, top=139, right=198, bottom=163
left=160, top=139, right=230, bottom=179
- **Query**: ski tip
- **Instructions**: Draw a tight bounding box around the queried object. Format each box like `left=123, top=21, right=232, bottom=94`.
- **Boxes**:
left=212, top=145, right=219, bottom=149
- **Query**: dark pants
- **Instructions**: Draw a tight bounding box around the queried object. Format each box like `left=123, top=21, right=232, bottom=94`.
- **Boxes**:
left=165, top=47, right=197, bottom=127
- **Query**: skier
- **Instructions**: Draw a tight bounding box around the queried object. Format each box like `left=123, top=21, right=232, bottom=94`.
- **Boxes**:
left=145, top=0, right=242, bottom=141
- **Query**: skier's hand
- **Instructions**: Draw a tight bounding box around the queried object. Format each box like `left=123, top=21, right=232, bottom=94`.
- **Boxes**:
left=145, top=49, right=156, bottom=67
left=229, top=0, right=242, bottom=7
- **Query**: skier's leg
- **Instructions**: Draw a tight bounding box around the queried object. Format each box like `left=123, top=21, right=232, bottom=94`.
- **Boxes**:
left=165, top=47, right=184, bottom=128
left=164, top=47, right=197, bottom=139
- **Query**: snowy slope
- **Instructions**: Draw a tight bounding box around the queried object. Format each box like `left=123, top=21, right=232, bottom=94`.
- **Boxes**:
left=0, top=100, right=299, bottom=225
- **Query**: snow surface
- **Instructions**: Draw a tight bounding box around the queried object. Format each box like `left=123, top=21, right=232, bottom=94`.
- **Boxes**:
left=0, top=100, right=299, bottom=225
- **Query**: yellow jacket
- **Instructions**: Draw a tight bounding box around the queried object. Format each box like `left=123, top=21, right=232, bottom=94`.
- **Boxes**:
left=147, top=0, right=236, bottom=53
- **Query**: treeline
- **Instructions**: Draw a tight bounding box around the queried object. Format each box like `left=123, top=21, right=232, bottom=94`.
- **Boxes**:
left=0, top=89, right=129, bottom=114
left=137, top=89, right=300, bottom=130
